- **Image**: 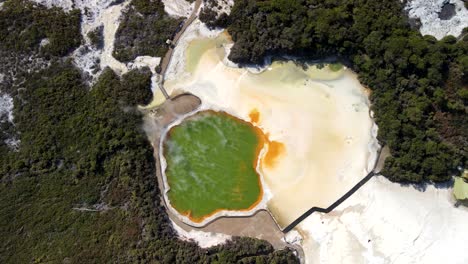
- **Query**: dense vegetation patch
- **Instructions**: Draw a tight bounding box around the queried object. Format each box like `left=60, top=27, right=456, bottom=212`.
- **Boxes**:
left=0, top=1, right=298, bottom=263
left=87, top=25, right=104, bottom=50
left=0, top=61, right=297, bottom=263
left=199, top=0, right=231, bottom=29
left=164, top=111, right=263, bottom=221
left=113, top=0, right=184, bottom=62
left=0, top=0, right=83, bottom=151
left=201, top=0, right=468, bottom=183
left=0, top=0, right=81, bottom=57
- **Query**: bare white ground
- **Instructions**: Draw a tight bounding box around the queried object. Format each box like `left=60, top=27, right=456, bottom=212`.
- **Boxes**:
left=0, top=93, right=14, bottom=124
left=172, top=220, right=231, bottom=248
left=405, top=0, right=468, bottom=39
left=298, top=175, right=468, bottom=264
left=31, top=0, right=162, bottom=84
left=162, top=0, right=194, bottom=18
left=0, top=92, right=20, bottom=149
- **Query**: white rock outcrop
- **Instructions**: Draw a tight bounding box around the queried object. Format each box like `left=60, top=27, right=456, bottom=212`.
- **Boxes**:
left=200, top=0, right=234, bottom=18
left=0, top=92, right=20, bottom=149
left=31, top=0, right=130, bottom=80
left=29, top=0, right=165, bottom=87
left=0, top=93, right=14, bottom=124
left=162, top=0, right=194, bottom=18
left=405, top=0, right=468, bottom=39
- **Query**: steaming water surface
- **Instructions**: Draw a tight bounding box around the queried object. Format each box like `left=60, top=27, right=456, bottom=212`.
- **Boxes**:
left=164, top=111, right=264, bottom=222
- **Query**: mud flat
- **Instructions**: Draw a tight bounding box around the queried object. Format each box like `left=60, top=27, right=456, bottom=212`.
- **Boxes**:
left=155, top=22, right=379, bottom=229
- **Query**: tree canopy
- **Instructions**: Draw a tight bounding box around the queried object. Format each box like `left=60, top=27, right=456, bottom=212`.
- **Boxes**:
left=0, top=1, right=299, bottom=262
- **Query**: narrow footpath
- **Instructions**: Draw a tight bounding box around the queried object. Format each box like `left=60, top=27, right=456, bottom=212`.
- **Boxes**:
left=158, top=0, right=203, bottom=99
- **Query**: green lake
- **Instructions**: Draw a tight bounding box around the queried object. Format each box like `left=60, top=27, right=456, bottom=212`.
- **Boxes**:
left=164, top=111, right=263, bottom=222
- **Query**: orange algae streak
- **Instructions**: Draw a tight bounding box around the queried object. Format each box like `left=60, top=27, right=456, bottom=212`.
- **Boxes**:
left=263, top=141, right=285, bottom=168
left=249, top=109, right=260, bottom=124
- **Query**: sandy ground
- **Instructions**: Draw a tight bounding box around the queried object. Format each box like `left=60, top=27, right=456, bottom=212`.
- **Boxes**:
left=198, top=210, right=287, bottom=249
left=157, top=23, right=379, bottom=229
left=405, top=0, right=468, bottom=39
left=98, top=1, right=130, bottom=75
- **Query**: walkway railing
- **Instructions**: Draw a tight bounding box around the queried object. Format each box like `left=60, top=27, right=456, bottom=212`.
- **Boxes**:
left=282, top=144, right=386, bottom=233
left=282, top=171, right=376, bottom=233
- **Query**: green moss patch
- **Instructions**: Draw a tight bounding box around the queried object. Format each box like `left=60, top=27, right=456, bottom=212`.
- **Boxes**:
left=454, top=177, right=468, bottom=202
left=329, top=63, right=343, bottom=72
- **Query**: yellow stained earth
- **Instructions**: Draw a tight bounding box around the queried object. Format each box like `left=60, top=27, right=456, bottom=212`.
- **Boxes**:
left=155, top=32, right=377, bottom=227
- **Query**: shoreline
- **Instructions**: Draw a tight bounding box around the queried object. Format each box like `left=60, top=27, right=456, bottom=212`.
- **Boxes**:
left=162, top=110, right=266, bottom=224
left=158, top=107, right=275, bottom=228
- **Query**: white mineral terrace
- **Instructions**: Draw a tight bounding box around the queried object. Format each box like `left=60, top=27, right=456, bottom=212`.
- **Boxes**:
left=155, top=21, right=380, bottom=228
left=32, top=0, right=162, bottom=86
left=298, top=176, right=468, bottom=264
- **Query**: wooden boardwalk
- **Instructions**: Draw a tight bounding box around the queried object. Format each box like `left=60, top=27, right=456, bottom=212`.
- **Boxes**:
left=282, top=171, right=376, bottom=233
left=282, top=145, right=388, bottom=233
left=159, top=0, right=203, bottom=99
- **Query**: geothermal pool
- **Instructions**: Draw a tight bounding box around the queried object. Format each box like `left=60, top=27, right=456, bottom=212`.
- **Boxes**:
left=164, top=111, right=263, bottom=222
left=157, top=24, right=378, bottom=228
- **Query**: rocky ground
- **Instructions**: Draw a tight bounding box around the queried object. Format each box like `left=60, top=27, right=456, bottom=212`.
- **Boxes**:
left=405, top=0, right=468, bottom=39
